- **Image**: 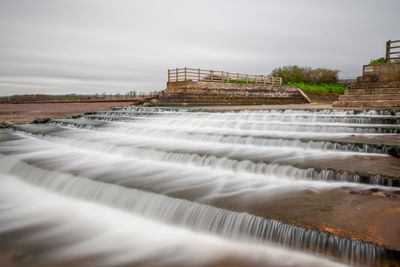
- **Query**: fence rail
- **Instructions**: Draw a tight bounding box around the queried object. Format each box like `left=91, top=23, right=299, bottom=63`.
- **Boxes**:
left=168, top=67, right=282, bottom=85
left=386, top=40, right=400, bottom=62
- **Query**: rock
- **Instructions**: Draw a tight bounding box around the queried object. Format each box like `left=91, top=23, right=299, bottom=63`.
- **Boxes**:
left=150, top=99, right=159, bottom=105
left=0, top=122, right=11, bottom=128
left=372, top=191, right=386, bottom=198
left=360, top=190, right=372, bottom=196
left=388, top=146, right=400, bottom=158
left=143, top=102, right=152, bottom=107
left=31, top=118, right=50, bottom=124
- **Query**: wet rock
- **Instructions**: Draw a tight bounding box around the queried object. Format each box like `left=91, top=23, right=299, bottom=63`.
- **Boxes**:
left=388, top=146, right=400, bottom=158
left=360, top=190, right=372, bottom=196
left=143, top=102, right=152, bottom=107
left=31, top=118, right=50, bottom=124
left=0, top=122, right=12, bottom=128
left=372, top=192, right=386, bottom=198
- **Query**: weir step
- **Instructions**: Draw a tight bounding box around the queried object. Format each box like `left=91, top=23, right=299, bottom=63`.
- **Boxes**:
left=333, top=100, right=400, bottom=108
left=350, top=81, right=400, bottom=89
left=339, top=94, right=400, bottom=101
left=344, top=88, right=400, bottom=95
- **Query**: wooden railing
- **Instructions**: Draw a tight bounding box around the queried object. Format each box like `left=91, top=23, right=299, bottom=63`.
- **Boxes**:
left=386, top=40, right=400, bottom=62
left=168, top=67, right=282, bottom=85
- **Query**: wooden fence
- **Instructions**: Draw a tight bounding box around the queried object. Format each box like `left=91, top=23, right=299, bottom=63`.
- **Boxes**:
left=386, top=40, right=400, bottom=62
left=168, top=67, right=282, bottom=85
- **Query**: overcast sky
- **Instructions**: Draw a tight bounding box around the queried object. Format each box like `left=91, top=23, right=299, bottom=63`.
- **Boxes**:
left=0, top=0, right=399, bottom=96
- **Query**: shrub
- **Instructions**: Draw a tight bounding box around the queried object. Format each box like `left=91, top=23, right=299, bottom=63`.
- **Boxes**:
left=271, top=65, right=339, bottom=84
left=369, top=57, right=386, bottom=65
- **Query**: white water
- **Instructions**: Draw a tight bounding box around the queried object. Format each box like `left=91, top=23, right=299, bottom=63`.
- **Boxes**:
left=0, top=107, right=399, bottom=266
left=1, top=172, right=345, bottom=267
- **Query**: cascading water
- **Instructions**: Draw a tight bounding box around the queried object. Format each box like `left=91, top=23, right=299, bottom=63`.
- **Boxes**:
left=0, top=107, right=399, bottom=266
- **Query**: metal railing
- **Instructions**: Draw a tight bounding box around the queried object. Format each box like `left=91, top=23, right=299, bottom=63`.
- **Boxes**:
left=168, top=67, right=282, bottom=85
left=386, top=40, right=400, bottom=62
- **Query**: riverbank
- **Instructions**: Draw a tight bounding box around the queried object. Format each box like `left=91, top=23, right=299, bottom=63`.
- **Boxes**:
left=0, top=102, right=133, bottom=124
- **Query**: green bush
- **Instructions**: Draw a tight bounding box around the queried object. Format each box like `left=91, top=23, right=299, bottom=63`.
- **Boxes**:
left=271, top=65, right=339, bottom=84
left=369, top=57, right=386, bottom=65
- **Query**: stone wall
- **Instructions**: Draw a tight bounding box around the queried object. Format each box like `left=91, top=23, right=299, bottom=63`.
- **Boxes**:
left=359, top=63, right=400, bottom=83
left=159, top=81, right=307, bottom=106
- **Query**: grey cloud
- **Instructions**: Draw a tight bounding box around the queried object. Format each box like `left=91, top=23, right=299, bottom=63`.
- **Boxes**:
left=0, top=0, right=399, bottom=96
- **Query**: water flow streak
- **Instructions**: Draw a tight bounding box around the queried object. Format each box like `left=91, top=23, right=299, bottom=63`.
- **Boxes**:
left=0, top=157, right=391, bottom=266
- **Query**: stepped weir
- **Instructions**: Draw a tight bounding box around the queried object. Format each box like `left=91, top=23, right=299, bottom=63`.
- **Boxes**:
left=1, top=107, right=400, bottom=266
left=158, top=68, right=309, bottom=106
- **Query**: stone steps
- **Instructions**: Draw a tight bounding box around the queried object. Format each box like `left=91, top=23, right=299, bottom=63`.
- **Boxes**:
left=334, top=62, right=400, bottom=109
left=334, top=87, right=400, bottom=108
left=344, top=88, right=400, bottom=95
left=351, top=81, right=400, bottom=89
left=338, top=93, right=400, bottom=101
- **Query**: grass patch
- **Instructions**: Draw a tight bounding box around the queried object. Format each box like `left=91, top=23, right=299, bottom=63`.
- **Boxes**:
left=284, top=82, right=347, bottom=96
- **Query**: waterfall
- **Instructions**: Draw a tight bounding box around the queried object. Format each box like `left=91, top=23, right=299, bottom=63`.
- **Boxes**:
left=0, top=107, right=399, bottom=266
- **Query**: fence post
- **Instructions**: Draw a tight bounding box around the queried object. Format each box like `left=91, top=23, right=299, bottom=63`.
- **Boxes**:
left=237, top=73, right=239, bottom=81
left=176, top=68, right=178, bottom=82
left=246, top=74, right=248, bottom=83
left=227, top=72, right=230, bottom=82
left=184, top=67, right=187, bottom=81
left=198, top=68, right=200, bottom=81
left=280, top=77, right=283, bottom=85
left=210, top=70, right=213, bottom=81
left=255, top=75, right=258, bottom=85
left=168, top=69, right=170, bottom=82
left=271, top=76, right=274, bottom=86
left=386, top=40, right=391, bottom=62
left=263, top=75, right=266, bottom=85
left=221, top=71, right=224, bottom=82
